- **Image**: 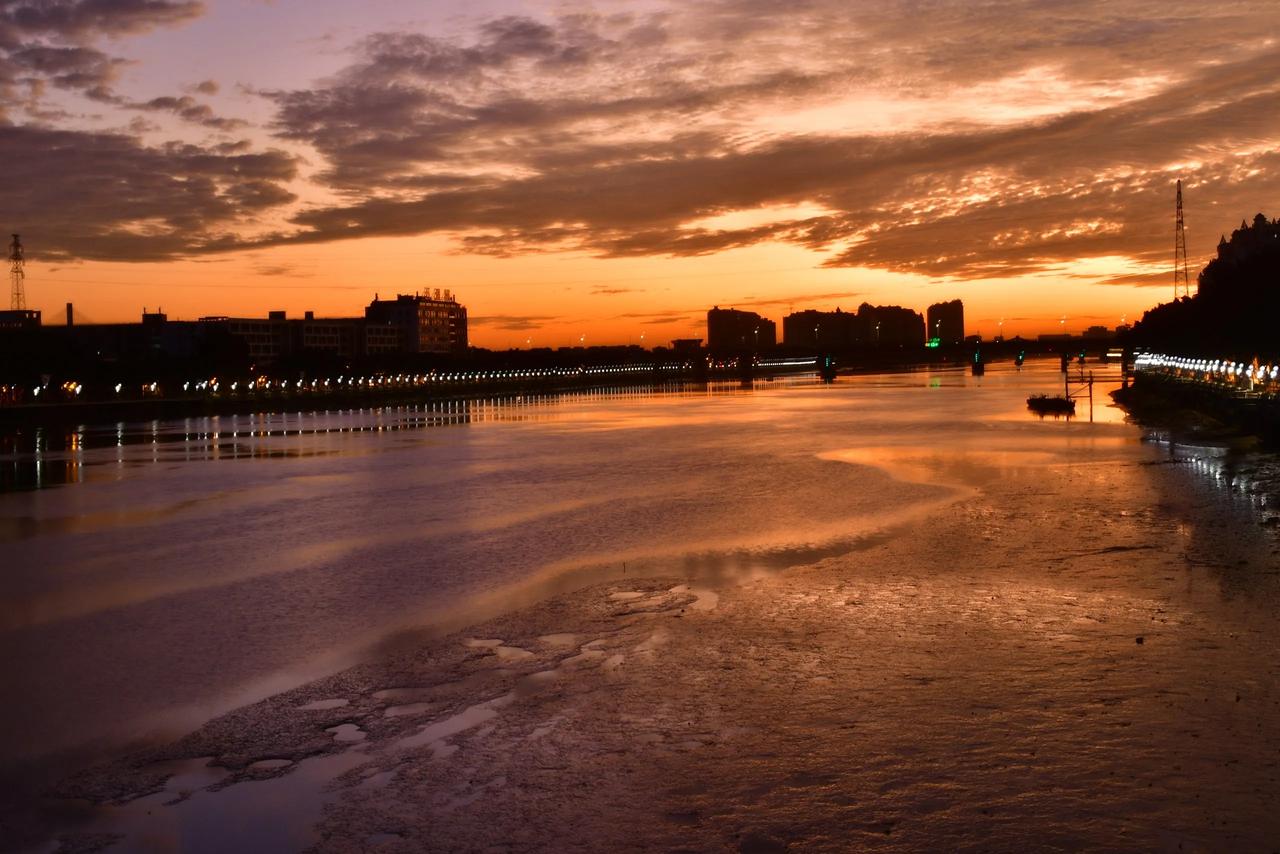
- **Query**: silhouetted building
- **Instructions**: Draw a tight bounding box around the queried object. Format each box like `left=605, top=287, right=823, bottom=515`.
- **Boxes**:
left=203, top=313, right=293, bottom=361
left=783, top=308, right=855, bottom=350
left=179, top=291, right=471, bottom=363
left=201, top=309, right=412, bottom=362
left=855, top=303, right=925, bottom=348
left=0, top=309, right=40, bottom=330
left=926, top=299, right=964, bottom=347
left=707, top=307, right=776, bottom=353
left=0, top=291, right=471, bottom=371
left=671, top=338, right=704, bottom=354
left=365, top=290, right=468, bottom=354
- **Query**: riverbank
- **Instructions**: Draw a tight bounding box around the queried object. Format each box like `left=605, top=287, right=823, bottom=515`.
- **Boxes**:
left=0, top=353, right=996, bottom=433
left=26, top=406, right=1280, bottom=852
left=1113, top=373, right=1280, bottom=448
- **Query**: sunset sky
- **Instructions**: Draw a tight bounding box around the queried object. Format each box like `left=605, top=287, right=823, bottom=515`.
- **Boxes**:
left=4, top=0, right=1280, bottom=347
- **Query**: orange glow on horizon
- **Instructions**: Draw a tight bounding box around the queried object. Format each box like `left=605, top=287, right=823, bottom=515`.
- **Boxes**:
left=28, top=235, right=1175, bottom=348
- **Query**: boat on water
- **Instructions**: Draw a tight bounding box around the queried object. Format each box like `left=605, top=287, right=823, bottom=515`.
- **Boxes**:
left=1027, top=395, right=1075, bottom=417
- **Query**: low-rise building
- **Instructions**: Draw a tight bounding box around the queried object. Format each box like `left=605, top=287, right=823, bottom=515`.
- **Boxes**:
left=365, top=291, right=468, bottom=354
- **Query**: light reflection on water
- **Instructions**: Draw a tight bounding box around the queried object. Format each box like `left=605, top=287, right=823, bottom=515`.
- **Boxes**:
left=1146, top=438, right=1279, bottom=519
left=0, top=359, right=1273, bottom=773
left=0, top=385, right=747, bottom=493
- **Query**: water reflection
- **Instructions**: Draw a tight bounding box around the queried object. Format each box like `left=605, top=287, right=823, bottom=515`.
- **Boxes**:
left=0, top=382, right=793, bottom=493
left=8, top=358, right=1271, bottom=778
left=1147, top=437, right=1279, bottom=517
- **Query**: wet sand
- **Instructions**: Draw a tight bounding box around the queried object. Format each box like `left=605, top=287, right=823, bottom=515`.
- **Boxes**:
left=35, top=429, right=1280, bottom=852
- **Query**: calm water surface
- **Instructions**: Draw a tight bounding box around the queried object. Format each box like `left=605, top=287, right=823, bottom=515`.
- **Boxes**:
left=1, top=360, right=1268, bottom=775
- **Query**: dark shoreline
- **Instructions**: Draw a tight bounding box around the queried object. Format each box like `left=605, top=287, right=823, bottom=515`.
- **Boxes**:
left=1112, top=374, right=1280, bottom=449
left=0, top=357, right=977, bottom=432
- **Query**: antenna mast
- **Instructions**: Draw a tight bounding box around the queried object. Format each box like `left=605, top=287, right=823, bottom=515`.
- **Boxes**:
left=8, top=234, right=24, bottom=311
left=1174, top=181, right=1190, bottom=299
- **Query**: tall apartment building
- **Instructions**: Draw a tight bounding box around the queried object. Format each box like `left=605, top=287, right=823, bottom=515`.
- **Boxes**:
left=783, top=308, right=855, bottom=349
left=707, top=307, right=777, bottom=353
left=926, top=299, right=965, bottom=347
left=854, top=303, right=925, bottom=348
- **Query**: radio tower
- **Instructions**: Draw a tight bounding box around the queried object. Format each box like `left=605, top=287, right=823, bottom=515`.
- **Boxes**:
left=1174, top=181, right=1190, bottom=299
left=8, top=234, right=24, bottom=311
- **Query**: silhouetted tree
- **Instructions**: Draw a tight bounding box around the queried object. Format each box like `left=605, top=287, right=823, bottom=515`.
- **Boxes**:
left=1133, top=212, right=1280, bottom=359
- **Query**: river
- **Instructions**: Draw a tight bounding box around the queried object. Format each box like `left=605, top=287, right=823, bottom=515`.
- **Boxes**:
left=5, top=358, right=1280, bottom=851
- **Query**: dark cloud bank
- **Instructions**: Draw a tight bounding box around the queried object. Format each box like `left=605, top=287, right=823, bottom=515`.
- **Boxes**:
left=6, top=1, right=1280, bottom=279
left=0, top=0, right=291, bottom=259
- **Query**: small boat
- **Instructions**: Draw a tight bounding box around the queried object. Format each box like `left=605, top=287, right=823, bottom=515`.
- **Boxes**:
left=1027, top=395, right=1075, bottom=417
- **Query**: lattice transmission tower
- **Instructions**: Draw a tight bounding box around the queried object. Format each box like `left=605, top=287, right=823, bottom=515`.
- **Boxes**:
left=1174, top=181, right=1190, bottom=299
left=8, top=233, right=24, bottom=311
